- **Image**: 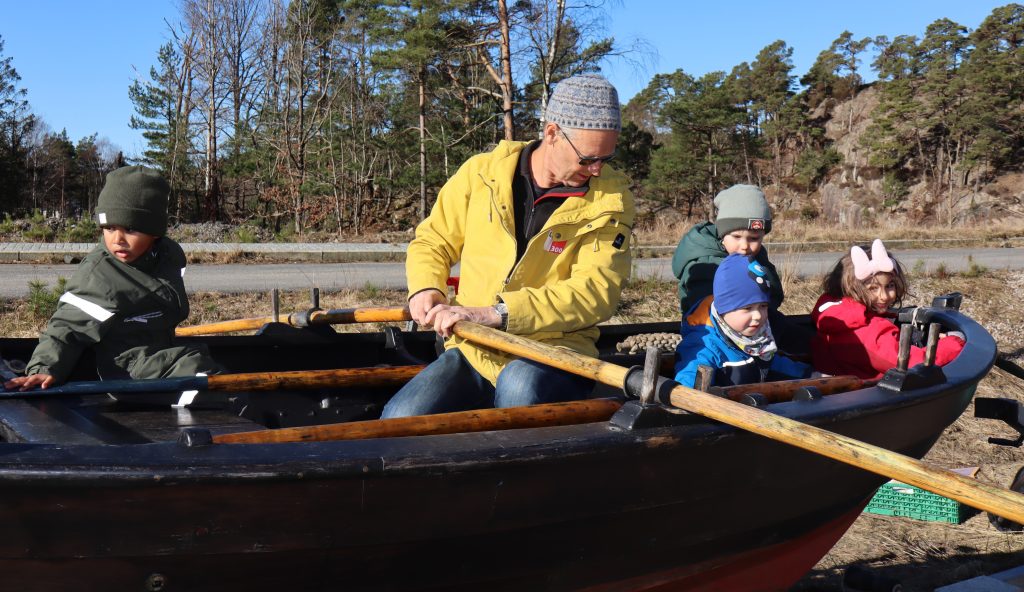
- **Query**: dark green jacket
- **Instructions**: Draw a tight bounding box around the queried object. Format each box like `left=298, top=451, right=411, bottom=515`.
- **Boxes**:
left=671, top=221, right=784, bottom=314
left=27, top=238, right=219, bottom=383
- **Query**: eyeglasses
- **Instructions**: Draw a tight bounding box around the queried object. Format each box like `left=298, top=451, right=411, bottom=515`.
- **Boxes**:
left=559, top=129, right=615, bottom=167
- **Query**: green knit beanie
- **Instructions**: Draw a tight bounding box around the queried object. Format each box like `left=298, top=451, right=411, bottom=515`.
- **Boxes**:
left=714, top=184, right=772, bottom=238
left=96, top=166, right=170, bottom=237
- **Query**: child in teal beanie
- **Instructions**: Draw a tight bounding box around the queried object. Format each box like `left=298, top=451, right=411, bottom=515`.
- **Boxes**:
left=671, top=184, right=813, bottom=356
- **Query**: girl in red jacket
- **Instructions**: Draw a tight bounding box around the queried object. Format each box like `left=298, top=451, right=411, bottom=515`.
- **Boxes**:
left=810, top=239, right=965, bottom=379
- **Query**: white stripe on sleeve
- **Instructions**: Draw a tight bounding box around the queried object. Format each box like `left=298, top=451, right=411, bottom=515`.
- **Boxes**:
left=817, top=300, right=842, bottom=313
left=58, top=292, right=115, bottom=322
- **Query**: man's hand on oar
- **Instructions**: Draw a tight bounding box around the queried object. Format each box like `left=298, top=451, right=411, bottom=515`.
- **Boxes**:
left=408, top=289, right=446, bottom=326
left=422, top=303, right=502, bottom=338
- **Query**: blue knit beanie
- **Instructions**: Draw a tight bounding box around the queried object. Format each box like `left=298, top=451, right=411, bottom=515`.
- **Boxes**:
left=713, top=253, right=772, bottom=315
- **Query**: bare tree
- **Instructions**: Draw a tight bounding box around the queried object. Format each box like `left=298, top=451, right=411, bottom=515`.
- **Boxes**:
left=462, top=0, right=517, bottom=140
left=222, top=0, right=266, bottom=216
left=182, top=0, right=230, bottom=220
left=260, top=0, right=338, bottom=233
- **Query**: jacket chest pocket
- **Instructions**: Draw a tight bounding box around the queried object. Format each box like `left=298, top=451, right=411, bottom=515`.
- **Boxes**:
left=120, top=310, right=173, bottom=334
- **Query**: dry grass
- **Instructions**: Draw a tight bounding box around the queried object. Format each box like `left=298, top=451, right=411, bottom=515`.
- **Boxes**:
left=186, top=251, right=271, bottom=265
left=632, top=217, right=1024, bottom=251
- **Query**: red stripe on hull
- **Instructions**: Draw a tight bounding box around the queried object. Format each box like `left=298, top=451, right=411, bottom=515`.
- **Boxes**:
left=584, top=503, right=867, bottom=592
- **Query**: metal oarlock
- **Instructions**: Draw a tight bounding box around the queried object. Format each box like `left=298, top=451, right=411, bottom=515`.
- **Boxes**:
left=640, top=346, right=659, bottom=405
left=695, top=365, right=714, bottom=393
left=896, top=324, right=912, bottom=372
left=924, top=322, right=941, bottom=366
left=271, top=288, right=280, bottom=322
left=880, top=310, right=948, bottom=393
left=310, top=287, right=320, bottom=309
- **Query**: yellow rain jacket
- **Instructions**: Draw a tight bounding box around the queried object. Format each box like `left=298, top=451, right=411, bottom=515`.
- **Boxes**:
left=406, top=140, right=635, bottom=384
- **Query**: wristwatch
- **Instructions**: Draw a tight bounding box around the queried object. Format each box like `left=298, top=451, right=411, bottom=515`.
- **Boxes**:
left=493, top=302, right=509, bottom=331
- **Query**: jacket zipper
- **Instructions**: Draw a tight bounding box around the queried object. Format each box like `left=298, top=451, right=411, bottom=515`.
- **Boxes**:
left=503, top=209, right=624, bottom=289
left=479, top=172, right=625, bottom=292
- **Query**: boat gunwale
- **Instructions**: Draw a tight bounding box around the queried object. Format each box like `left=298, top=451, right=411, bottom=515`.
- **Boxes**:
left=0, top=308, right=994, bottom=484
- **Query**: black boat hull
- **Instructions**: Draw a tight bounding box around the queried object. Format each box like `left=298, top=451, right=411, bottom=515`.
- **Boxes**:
left=0, top=311, right=995, bottom=591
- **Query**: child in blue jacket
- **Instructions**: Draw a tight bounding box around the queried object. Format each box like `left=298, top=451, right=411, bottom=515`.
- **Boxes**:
left=674, top=253, right=809, bottom=388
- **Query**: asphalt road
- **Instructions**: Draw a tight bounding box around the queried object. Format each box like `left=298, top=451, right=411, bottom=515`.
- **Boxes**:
left=2, top=247, right=1022, bottom=298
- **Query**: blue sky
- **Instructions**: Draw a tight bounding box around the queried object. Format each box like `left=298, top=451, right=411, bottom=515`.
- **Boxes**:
left=1, top=1, right=1011, bottom=158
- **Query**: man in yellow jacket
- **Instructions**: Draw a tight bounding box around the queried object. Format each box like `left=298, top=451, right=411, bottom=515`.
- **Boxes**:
left=382, top=73, right=635, bottom=418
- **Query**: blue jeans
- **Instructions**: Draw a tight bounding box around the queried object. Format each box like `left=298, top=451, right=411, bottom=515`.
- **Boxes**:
left=380, top=348, right=595, bottom=418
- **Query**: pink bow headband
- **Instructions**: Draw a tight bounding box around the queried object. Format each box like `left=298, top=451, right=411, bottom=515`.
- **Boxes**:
left=851, top=239, right=894, bottom=280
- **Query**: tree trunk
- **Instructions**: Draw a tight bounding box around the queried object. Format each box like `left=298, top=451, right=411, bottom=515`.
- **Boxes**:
left=419, top=66, right=427, bottom=221
left=499, top=0, right=514, bottom=139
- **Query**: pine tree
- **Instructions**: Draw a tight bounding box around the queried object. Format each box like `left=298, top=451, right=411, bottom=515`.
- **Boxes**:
left=802, top=31, right=871, bottom=109
left=748, top=40, right=797, bottom=185
left=647, top=70, right=747, bottom=215
left=0, top=35, right=36, bottom=212
left=961, top=4, right=1024, bottom=175
left=129, top=42, right=196, bottom=220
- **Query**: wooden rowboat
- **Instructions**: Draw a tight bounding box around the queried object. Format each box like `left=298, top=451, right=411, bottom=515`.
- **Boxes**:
left=0, top=295, right=998, bottom=591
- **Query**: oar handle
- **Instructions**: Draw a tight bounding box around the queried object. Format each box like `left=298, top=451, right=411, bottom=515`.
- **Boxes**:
left=175, top=307, right=412, bottom=336
left=448, top=321, right=1024, bottom=526
left=214, top=397, right=623, bottom=444
left=306, top=307, right=412, bottom=326
left=175, top=315, right=289, bottom=336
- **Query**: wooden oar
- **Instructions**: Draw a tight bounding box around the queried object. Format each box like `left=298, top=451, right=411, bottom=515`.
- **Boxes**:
left=174, top=314, right=291, bottom=336
left=175, top=306, right=412, bottom=336
left=0, top=365, right=424, bottom=397
left=214, top=398, right=623, bottom=444
left=449, top=321, right=1024, bottom=525
left=713, top=375, right=880, bottom=404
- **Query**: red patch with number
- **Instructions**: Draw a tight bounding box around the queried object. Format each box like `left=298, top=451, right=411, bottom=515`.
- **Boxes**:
left=546, top=240, right=567, bottom=254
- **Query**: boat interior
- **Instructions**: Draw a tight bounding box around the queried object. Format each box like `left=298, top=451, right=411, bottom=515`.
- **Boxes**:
left=0, top=293, right=976, bottom=447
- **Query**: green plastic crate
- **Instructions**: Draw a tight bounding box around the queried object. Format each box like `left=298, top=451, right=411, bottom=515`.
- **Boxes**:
left=864, top=480, right=970, bottom=524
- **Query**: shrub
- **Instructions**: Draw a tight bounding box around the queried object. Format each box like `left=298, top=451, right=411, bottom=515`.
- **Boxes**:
left=0, top=214, right=16, bottom=236
left=963, top=255, right=987, bottom=278
left=28, top=278, right=67, bottom=320
left=25, top=210, right=54, bottom=242
left=273, top=224, right=296, bottom=243
left=881, top=172, right=909, bottom=207
left=60, top=217, right=99, bottom=243
left=230, top=225, right=259, bottom=243
left=361, top=282, right=381, bottom=300
left=793, top=147, right=843, bottom=190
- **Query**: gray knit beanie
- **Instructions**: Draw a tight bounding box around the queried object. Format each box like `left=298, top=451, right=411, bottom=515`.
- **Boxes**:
left=96, top=166, right=170, bottom=237
left=545, top=73, right=621, bottom=132
left=714, top=184, right=772, bottom=238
